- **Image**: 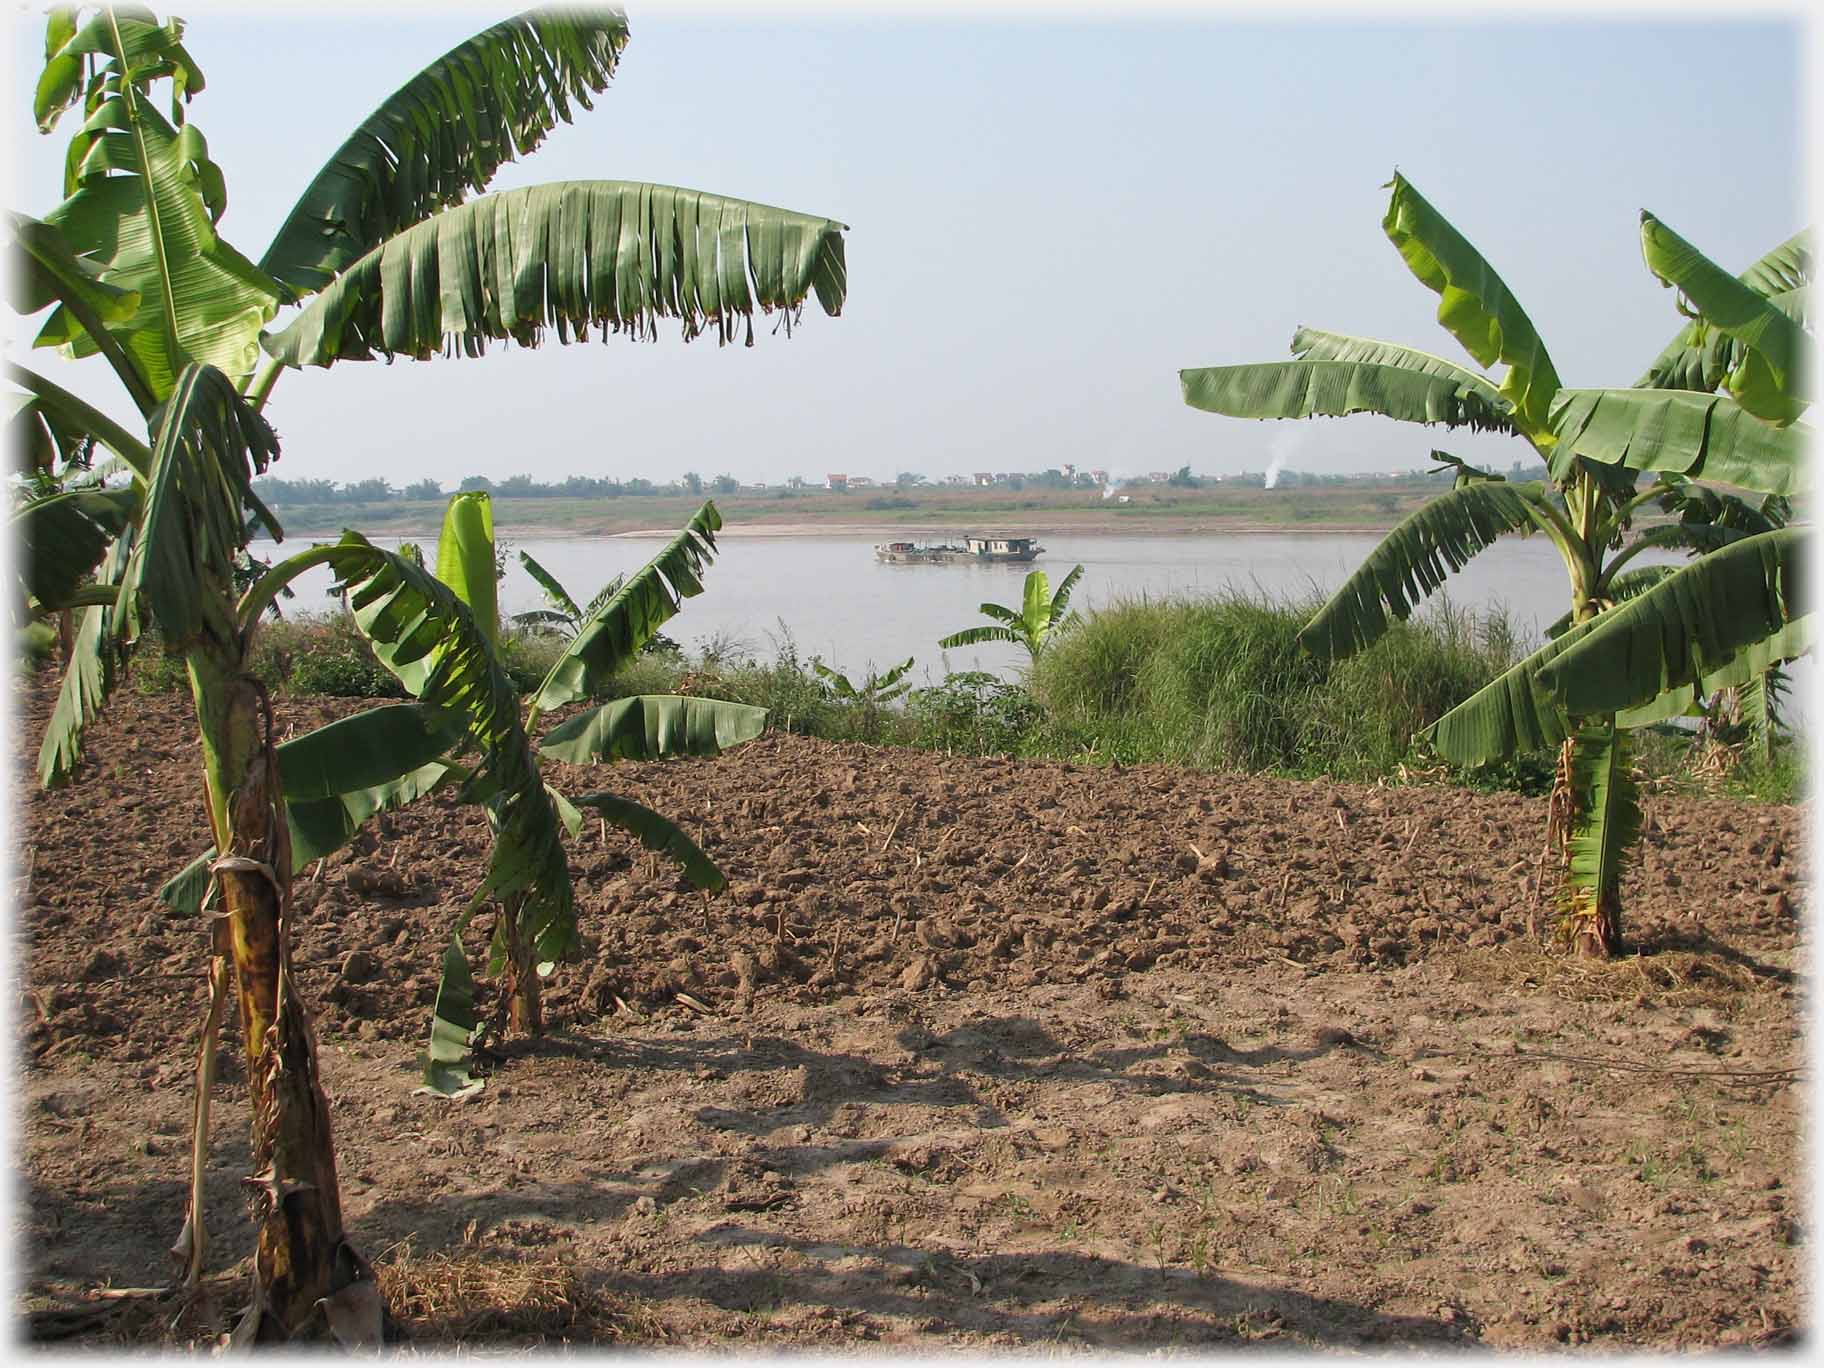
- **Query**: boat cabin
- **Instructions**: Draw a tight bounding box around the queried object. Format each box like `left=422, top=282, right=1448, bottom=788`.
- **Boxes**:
left=964, top=535, right=1042, bottom=562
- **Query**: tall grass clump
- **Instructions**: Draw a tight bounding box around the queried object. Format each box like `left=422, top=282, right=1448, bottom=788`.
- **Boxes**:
left=1033, top=590, right=1532, bottom=780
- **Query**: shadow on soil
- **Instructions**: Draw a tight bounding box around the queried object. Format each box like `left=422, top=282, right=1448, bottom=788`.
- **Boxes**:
left=621, top=1222, right=1478, bottom=1350
left=22, top=1016, right=1409, bottom=1348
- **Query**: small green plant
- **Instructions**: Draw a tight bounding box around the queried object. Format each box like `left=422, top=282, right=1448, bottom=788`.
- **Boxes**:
left=810, top=655, right=914, bottom=741
left=1187, top=1228, right=1214, bottom=1278
left=939, top=564, right=1083, bottom=663
left=511, top=551, right=681, bottom=664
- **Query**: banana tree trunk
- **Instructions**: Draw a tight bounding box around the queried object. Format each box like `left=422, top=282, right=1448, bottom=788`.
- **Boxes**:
left=188, top=654, right=374, bottom=1341
left=1558, top=718, right=1634, bottom=960
left=500, top=894, right=544, bottom=1038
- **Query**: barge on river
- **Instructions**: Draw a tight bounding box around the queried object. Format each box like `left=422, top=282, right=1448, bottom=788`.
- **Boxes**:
left=874, top=534, right=1045, bottom=565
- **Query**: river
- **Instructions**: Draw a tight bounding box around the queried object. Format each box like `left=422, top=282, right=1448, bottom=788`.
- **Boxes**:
left=255, top=531, right=1809, bottom=728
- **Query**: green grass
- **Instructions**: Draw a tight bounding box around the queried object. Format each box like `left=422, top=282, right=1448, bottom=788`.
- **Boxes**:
left=1029, top=591, right=1533, bottom=783
left=60, top=587, right=1803, bottom=801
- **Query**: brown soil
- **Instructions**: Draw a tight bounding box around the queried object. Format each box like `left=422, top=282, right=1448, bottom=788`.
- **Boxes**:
left=14, top=676, right=1808, bottom=1351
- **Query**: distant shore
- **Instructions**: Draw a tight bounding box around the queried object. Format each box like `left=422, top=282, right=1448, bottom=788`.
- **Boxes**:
left=263, top=482, right=1444, bottom=540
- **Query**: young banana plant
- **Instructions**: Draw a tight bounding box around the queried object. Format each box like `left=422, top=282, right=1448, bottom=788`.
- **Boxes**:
left=1181, top=173, right=1809, bottom=957
left=939, top=565, right=1085, bottom=663
left=162, top=496, right=767, bottom=1089
left=811, top=656, right=916, bottom=704
left=394, top=493, right=768, bottom=1091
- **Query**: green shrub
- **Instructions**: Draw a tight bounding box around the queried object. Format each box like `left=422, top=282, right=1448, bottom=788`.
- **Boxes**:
left=677, top=628, right=843, bottom=737
left=496, top=626, right=568, bottom=696
left=908, top=670, right=1043, bottom=756
left=16, top=620, right=59, bottom=674
left=1032, top=590, right=1543, bottom=781
left=280, top=614, right=406, bottom=699
left=130, top=637, right=191, bottom=694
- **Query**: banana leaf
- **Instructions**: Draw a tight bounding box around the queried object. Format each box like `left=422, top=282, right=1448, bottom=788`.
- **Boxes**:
left=419, top=932, right=484, bottom=1099
left=8, top=362, right=153, bottom=477
left=34, top=6, right=203, bottom=137
left=567, top=790, right=724, bottom=892
left=8, top=213, right=154, bottom=415
left=519, top=550, right=584, bottom=627
left=1637, top=221, right=1810, bottom=421
left=157, top=708, right=463, bottom=914
left=1638, top=211, right=1807, bottom=422
left=415, top=489, right=500, bottom=704
left=273, top=703, right=461, bottom=802
left=37, top=530, right=132, bottom=787
left=293, top=534, right=577, bottom=965
left=1021, top=570, right=1052, bottom=632
left=1381, top=173, right=1561, bottom=435
left=1179, top=359, right=1516, bottom=433
left=262, top=182, right=848, bottom=368
left=38, top=72, right=282, bottom=397
left=1563, top=721, right=1640, bottom=923
left=938, top=624, right=1024, bottom=651
left=260, top=7, right=630, bottom=294
left=1546, top=388, right=1807, bottom=496
left=1545, top=565, right=1677, bottom=638
left=1298, top=480, right=1552, bottom=660
left=1048, top=564, right=1085, bottom=623
left=528, top=502, right=721, bottom=713
left=1533, top=529, right=1805, bottom=719
left=114, top=365, right=280, bottom=651
left=538, top=694, right=767, bottom=764
left=12, top=484, right=140, bottom=612
left=1289, top=326, right=1509, bottom=404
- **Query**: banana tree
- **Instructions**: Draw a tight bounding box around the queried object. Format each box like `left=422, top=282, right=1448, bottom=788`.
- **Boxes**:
left=509, top=550, right=681, bottom=657
left=9, top=344, right=382, bottom=1339
left=939, top=565, right=1084, bottom=663
left=811, top=655, right=916, bottom=705
left=512, top=552, right=620, bottom=635
left=810, top=655, right=914, bottom=741
left=17, top=2, right=848, bottom=1337
left=1180, top=173, right=1809, bottom=957
left=371, top=493, right=767, bottom=1085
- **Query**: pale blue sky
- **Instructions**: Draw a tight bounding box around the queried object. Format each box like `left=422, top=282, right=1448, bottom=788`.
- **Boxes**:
left=7, top=3, right=1807, bottom=489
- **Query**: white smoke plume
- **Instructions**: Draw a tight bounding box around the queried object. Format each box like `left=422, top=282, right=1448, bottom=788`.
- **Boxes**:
left=1263, top=427, right=1307, bottom=490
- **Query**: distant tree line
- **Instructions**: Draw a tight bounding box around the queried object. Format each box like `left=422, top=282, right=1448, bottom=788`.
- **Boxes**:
left=250, top=471, right=745, bottom=505
left=247, top=460, right=1547, bottom=506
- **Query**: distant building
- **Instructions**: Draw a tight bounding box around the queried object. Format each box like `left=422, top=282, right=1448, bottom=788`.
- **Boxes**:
left=944, top=474, right=970, bottom=486
left=973, top=472, right=995, bottom=486
left=1089, top=469, right=1108, bottom=486
left=826, top=473, right=848, bottom=491
left=849, top=475, right=876, bottom=490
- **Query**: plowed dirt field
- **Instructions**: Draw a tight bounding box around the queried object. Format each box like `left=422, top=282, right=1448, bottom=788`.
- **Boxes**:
left=13, top=678, right=1808, bottom=1351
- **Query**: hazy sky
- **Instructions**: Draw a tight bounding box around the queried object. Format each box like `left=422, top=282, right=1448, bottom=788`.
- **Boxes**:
left=6, top=2, right=1808, bottom=490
